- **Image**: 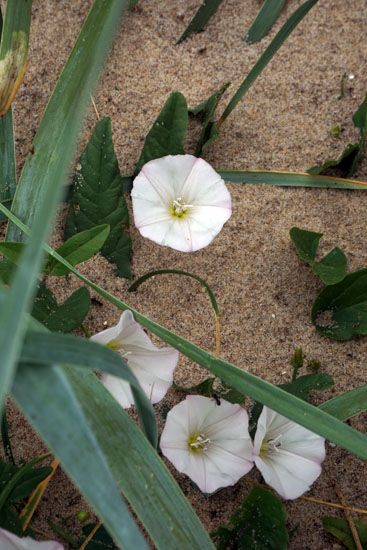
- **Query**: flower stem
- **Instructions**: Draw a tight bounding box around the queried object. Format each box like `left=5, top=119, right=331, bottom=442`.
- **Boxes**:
left=300, top=495, right=367, bottom=516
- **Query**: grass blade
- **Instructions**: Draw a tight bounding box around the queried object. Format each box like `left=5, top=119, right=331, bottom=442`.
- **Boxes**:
left=245, top=0, right=286, bottom=44
left=0, top=0, right=129, bottom=415
left=0, top=0, right=32, bottom=116
left=2, top=204, right=367, bottom=459
left=218, top=0, right=319, bottom=126
left=218, top=169, right=367, bottom=189
left=177, top=0, right=224, bottom=44
left=320, top=386, right=367, bottom=421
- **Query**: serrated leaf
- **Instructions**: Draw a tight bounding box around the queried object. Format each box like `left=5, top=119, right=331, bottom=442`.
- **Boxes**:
left=214, top=486, right=288, bottom=549
left=177, top=0, right=224, bottom=43
left=134, top=92, right=188, bottom=174
left=322, top=516, right=367, bottom=550
left=312, top=269, right=367, bottom=340
left=290, top=227, right=348, bottom=285
left=66, top=117, right=132, bottom=278
left=245, top=0, right=286, bottom=43
left=32, top=285, right=91, bottom=333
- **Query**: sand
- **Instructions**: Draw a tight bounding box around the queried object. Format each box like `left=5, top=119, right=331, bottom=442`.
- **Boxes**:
left=2, top=0, right=367, bottom=547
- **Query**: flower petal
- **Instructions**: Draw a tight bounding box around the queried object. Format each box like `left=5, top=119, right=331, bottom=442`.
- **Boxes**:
left=101, top=373, right=134, bottom=408
left=0, top=528, right=63, bottom=550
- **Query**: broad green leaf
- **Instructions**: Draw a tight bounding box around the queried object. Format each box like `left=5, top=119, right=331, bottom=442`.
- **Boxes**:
left=322, top=516, right=367, bottom=550
left=218, top=0, right=319, bottom=126
left=290, top=227, right=348, bottom=285
left=245, top=0, right=286, bottom=44
left=190, top=82, right=230, bottom=156
left=32, top=285, right=91, bottom=333
left=0, top=0, right=32, bottom=116
left=177, top=0, right=224, bottom=43
left=214, top=486, right=288, bottom=549
left=47, top=224, right=110, bottom=276
left=0, top=0, right=130, bottom=418
left=320, top=385, right=367, bottom=420
left=312, top=269, right=367, bottom=340
left=134, top=92, right=188, bottom=174
left=3, top=204, right=367, bottom=460
left=66, top=117, right=132, bottom=278
left=280, top=373, right=334, bottom=401
left=12, top=363, right=148, bottom=549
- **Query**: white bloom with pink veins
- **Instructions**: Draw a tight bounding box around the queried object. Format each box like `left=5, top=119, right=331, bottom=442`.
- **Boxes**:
left=131, top=154, right=232, bottom=252
left=91, top=311, right=179, bottom=408
left=0, top=528, right=63, bottom=550
left=160, top=395, right=254, bottom=493
left=253, top=406, right=326, bottom=500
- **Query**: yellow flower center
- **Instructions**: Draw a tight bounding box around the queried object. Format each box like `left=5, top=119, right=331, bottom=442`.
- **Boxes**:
left=188, top=433, right=211, bottom=453
left=169, top=197, right=193, bottom=219
left=260, top=434, right=282, bottom=457
left=106, top=339, right=120, bottom=351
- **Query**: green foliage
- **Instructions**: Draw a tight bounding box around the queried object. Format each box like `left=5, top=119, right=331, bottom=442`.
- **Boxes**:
left=291, top=346, right=304, bottom=380
left=32, top=285, right=91, bottom=333
left=309, top=94, right=367, bottom=177
left=290, top=227, right=348, bottom=285
left=312, top=269, right=367, bottom=340
left=322, top=516, right=367, bottom=550
left=245, top=0, right=286, bottom=43
left=82, top=523, right=116, bottom=549
left=213, top=487, right=288, bottom=549
left=175, top=377, right=245, bottom=405
left=176, top=0, right=224, bottom=43
left=66, top=117, right=132, bottom=278
left=320, top=385, right=367, bottom=421
left=134, top=92, right=188, bottom=174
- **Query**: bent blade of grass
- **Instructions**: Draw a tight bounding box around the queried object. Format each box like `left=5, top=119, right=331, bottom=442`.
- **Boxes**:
left=218, top=0, right=319, bottom=126
left=245, top=0, right=286, bottom=44
left=218, top=169, right=367, bottom=190
left=0, top=0, right=129, bottom=415
left=2, top=205, right=366, bottom=460
left=177, top=0, right=224, bottom=44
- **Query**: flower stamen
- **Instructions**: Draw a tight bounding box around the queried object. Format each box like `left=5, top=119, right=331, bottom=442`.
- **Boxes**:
left=260, top=433, right=283, bottom=456
left=188, top=433, right=211, bottom=453
left=170, top=197, right=193, bottom=218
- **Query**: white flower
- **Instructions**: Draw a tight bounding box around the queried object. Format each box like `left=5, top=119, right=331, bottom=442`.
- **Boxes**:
left=0, top=528, right=63, bottom=550
left=160, top=395, right=253, bottom=493
left=131, top=155, right=232, bottom=252
left=253, top=406, right=326, bottom=500
left=91, top=311, right=179, bottom=408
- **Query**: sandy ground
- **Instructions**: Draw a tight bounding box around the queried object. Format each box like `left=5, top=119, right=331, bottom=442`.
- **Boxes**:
left=2, top=0, right=367, bottom=547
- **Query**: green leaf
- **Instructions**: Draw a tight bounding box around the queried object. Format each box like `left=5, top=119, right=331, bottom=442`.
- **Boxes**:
left=218, top=0, right=319, bottom=126
left=134, top=92, right=188, bottom=174
left=175, top=377, right=245, bottom=405
left=245, top=0, right=286, bottom=44
left=3, top=205, right=367, bottom=460
left=82, top=523, right=116, bottom=549
left=32, top=285, right=91, bottom=333
left=8, top=466, right=52, bottom=502
left=47, top=224, right=110, bottom=276
left=290, top=227, right=348, bottom=285
left=280, top=373, right=334, bottom=401
left=312, top=269, right=367, bottom=340
left=0, top=111, right=16, bottom=223
left=176, top=0, right=224, bottom=43
left=218, top=169, right=367, bottom=189
left=320, top=385, right=367, bottom=420
left=322, top=516, right=367, bottom=550
left=190, top=83, right=230, bottom=156
left=214, top=486, right=288, bottom=549
left=66, top=118, right=131, bottom=278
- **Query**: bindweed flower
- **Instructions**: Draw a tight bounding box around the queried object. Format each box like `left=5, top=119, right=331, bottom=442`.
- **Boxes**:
left=160, top=395, right=253, bottom=493
left=91, top=311, right=179, bottom=408
left=131, top=155, right=232, bottom=252
left=253, top=406, right=325, bottom=500
left=0, top=528, right=63, bottom=549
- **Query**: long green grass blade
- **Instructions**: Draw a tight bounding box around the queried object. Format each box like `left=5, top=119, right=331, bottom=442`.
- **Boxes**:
left=245, top=0, right=286, bottom=44
left=319, top=386, right=367, bottom=421
left=177, top=0, right=224, bottom=44
left=218, top=0, right=319, bottom=125
left=12, top=363, right=148, bottom=549
left=2, top=205, right=366, bottom=460
left=0, top=0, right=129, bottom=415
left=0, top=0, right=32, bottom=116
left=218, top=169, right=367, bottom=190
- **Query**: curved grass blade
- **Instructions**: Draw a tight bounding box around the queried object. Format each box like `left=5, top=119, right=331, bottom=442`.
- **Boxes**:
left=245, top=0, right=286, bottom=44
left=319, top=385, right=367, bottom=421
left=20, top=329, right=157, bottom=446
left=218, top=0, right=319, bottom=126
left=12, top=363, right=148, bottom=549
left=0, top=0, right=32, bottom=116
left=3, top=205, right=367, bottom=460
left=218, top=169, right=367, bottom=189
left=0, top=0, right=129, bottom=417
left=177, top=0, right=224, bottom=44
left=0, top=111, right=16, bottom=222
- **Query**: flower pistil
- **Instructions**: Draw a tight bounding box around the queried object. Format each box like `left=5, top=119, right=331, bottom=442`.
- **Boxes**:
left=170, top=196, right=193, bottom=218
left=188, top=432, right=211, bottom=452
